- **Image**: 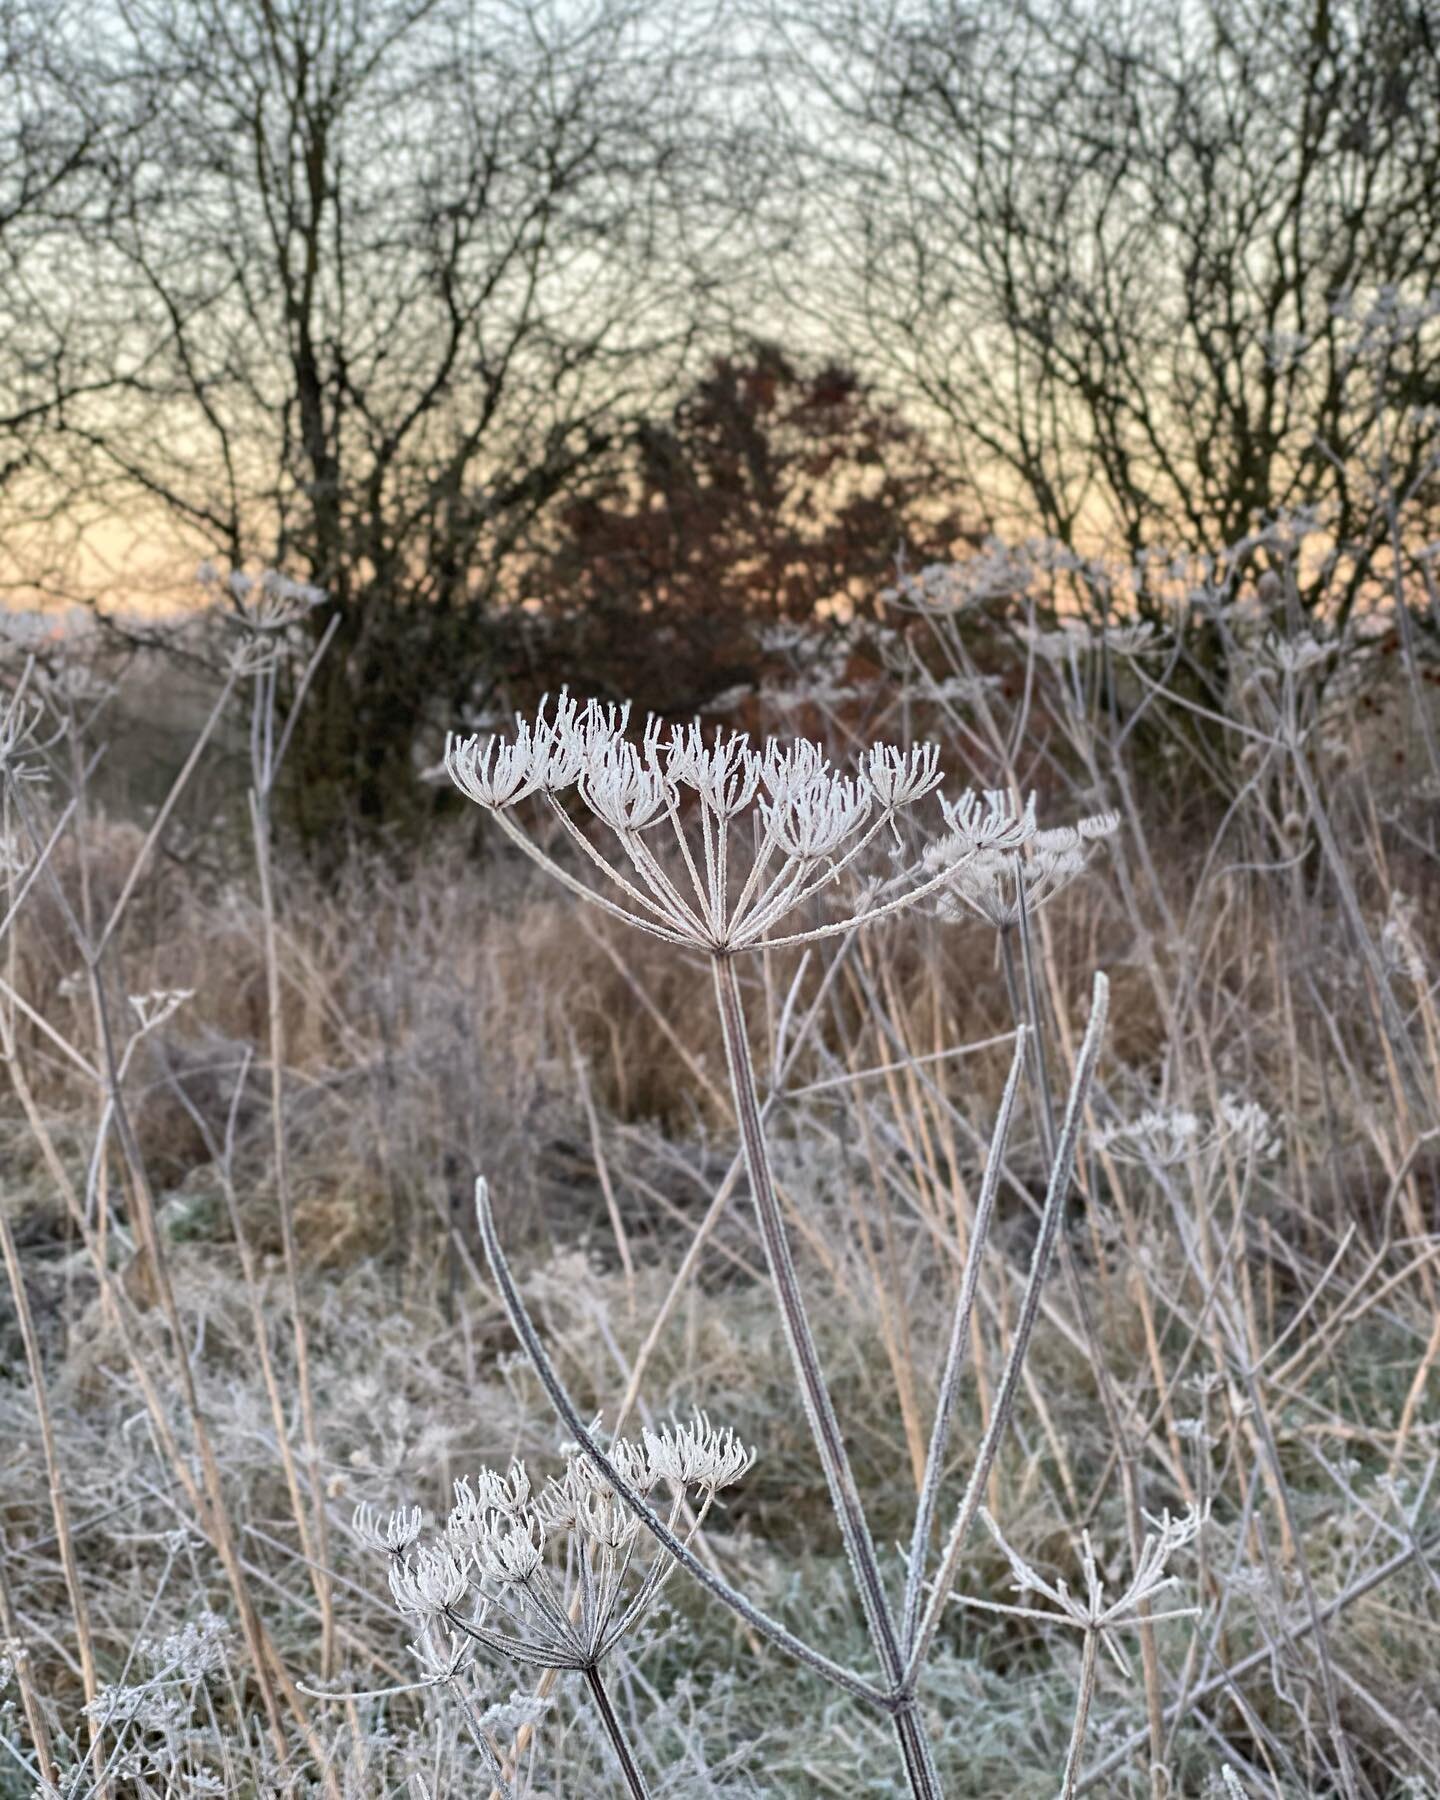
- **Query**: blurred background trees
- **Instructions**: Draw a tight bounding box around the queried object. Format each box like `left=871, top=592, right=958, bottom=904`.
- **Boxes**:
left=773, top=0, right=1440, bottom=604
left=4, top=0, right=772, bottom=831
left=0, top=0, right=1437, bottom=833
left=506, top=342, right=972, bottom=716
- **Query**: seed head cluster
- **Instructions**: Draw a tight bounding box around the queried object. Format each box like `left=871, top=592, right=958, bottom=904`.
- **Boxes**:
left=444, top=695, right=1028, bottom=952
left=923, top=797, right=1119, bottom=929
left=358, top=1416, right=754, bottom=1677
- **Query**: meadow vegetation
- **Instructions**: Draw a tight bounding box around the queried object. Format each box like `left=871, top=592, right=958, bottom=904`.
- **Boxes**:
left=2, top=520, right=1438, bottom=1797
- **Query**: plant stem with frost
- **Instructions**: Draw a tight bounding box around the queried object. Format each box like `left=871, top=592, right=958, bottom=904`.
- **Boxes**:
left=583, top=1666, right=652, bottom=1799
left=712, top=952, right=943, bottom=1800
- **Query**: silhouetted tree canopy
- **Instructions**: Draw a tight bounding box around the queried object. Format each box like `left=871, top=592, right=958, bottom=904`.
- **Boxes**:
left=498, top=343, right=972, bottom=717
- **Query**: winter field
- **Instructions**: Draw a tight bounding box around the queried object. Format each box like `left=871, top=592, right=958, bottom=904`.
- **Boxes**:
left=2, top=537, right=1439, bottom=1800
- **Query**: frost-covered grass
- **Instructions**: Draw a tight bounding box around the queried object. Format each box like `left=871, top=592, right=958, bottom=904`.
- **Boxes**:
left=2, top=545, right=1439, bottom=1796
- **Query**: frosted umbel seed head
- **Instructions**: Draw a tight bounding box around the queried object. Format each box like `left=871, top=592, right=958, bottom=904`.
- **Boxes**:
left=925, top=797, right=1116, bottom=929
left=388, top=1543, right=468, bottom=1618
left=353, top=1501, right=424, bottom=1556
left=445, top=728, right=541, bottom=810
left=474, top=1516, right=546, bottom=1587
left=360, top=1426, right=756, bottom=1676
left=863, top=742, right=944, bottom=812
left=444, top=695, right=978, bottom=952
left=641, top=1414, right=756, bottom=1492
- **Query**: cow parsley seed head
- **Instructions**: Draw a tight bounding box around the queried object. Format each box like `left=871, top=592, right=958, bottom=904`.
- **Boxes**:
left=445, top=696, right=968, bottom=950
left=479, top=1461, right=532, bottom=1516
left=200, top=562, right=326, bottom=631
left=128, top=989, right=195, bottom=1034
left=1098, top=1096, right=1280, bottom=1170
left=641, top=1414, right=756, bottom=1492
left=1381, top=894, right=1427, bottom=985
left=763, top=771, right=870, bottom=862
left=0, top=688, right=48, bottom=784
left=758, top=735, right=831, bottom=804
left=926, top=801, right=1113, bottom=928
left=580, top=735, right=673, bottom=834
left=474, top=1515, right=546, bottom=1586
left=389, top=1543, right=469, bottom=1618
left=1216, top=1096, right=1281, bottom=1159
left=476, top=1689, right=554, bottom=1736
left=1258, top=632, right=1338, bottom=678
left=446, top=729, right=542, bottom=810
left=1101, top=621, right=1165, bottom=658
left=974, top=1501, right=1206, bottom=1673
left=1097, top=1106, right=1207, bottom=1168
left=363, top=1420, right=756, bottom=1680
left=665, top=723, right=760, bottom=816
left=138, top=1612, right=229, bottom=1680
left=0, top=831, right=31, bottom=878
left=444, top=1464, right=532, bottom=1555
left=863, top=742, right=944, bottom=812
left=937, top=788, right=1037, bottom=853
left=354, top=1501, right=424, bottom=1556
left=83, top=1682, right=188, bottom=1732
left=574, top=1490, right=640, bottom=1552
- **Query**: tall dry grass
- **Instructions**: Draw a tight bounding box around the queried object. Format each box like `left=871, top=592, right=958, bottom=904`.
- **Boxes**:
left=1, top=543, right=1438, bottom=1797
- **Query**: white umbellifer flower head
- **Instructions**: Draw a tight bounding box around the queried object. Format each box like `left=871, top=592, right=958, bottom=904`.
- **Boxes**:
left=1096, top=1106, right=1207, bottom=1168
left=574, top=1490, right=639, bottom=1552
left=863, top=742, right=944, bottom=813
left=925, top=799, right=1113, bottom=929
left=642, top=1414, right=756, bottom=1492
left=354, top=1501, right=423, bottom=1556
left=474, top=1515, right=546, bottom=1587
left=388, top=1543, right=468, bottom=1618
left=444, top=697, right=971, bottom=952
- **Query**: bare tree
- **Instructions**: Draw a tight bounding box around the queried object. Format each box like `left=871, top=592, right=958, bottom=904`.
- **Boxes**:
left=770, top=0, right=1440, bottom=611
left=0, top=0, right=114, bottom=579
left=26, top=0, right=753, bottom=829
